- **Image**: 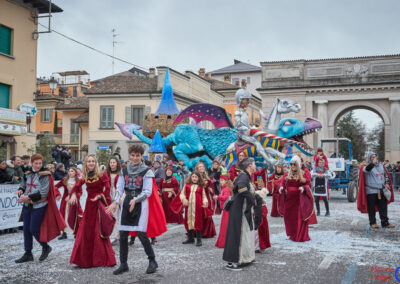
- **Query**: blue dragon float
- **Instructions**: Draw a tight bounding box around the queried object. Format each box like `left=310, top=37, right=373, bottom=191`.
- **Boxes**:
left=116, top=96, right=321, bottom=170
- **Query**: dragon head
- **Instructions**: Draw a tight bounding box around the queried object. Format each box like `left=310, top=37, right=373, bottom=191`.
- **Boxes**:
left=278, top=117, right=322, bottom=156
left=115, top=122, right=142, bottom=139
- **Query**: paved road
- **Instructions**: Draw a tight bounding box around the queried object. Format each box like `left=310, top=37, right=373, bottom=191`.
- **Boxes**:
left=1, top=191, right=399, bottom=284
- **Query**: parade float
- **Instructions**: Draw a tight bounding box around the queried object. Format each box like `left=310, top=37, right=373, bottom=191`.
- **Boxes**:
left=116, top=68, right=322, bottom=170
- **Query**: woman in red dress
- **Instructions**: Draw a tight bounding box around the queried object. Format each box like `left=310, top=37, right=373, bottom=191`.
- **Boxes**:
left=269, top=165, right=284, bottom=217
left=228, top=151, right=246, bottom=182
left=160, top=166, right=183, bottom=224
left=214, top=175, right=233, bottom=248
left=279, top=156, right=314, bottom=242
left=55, top=167, right=82, bottom=239
left=195, top=162, right=216, bottom=238
left=69, top=154, right=116, bottom=268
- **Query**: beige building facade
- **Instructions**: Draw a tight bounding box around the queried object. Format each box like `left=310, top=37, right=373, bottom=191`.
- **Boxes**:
left=86, top=67, right=224, bottom=159
left=0, top=0, right=62, bottom=158
left=258, top=54, right=400, bottom=162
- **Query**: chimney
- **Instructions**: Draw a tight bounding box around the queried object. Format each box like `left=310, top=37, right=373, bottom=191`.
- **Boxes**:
left=149, top=68, right=155, bottom=78
left=198, top=68, right=205, bottom=78
left=224, top=74, right=231, bottom=83
left=241, top=79, right=247, bottom=88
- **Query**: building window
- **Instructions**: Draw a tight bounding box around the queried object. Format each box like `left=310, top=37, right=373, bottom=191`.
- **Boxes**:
left=70, top=120, right=79, bottom=144
left=247, top=76, right=251, bottom=84
left=81, top=87, right=87, bottom=93
left=132, top=107, right=144, bottom=126
left=0, top=25, right=12, bottom=56
left=40, top=109, right=52, bottom=122
left=73, top=86, right=77, bottom=97
left=0, top=83, right=10, bottom=108
left=100, top=106, right=114, bottom=128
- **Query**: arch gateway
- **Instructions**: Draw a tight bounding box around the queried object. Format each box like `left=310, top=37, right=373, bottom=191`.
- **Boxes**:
left=257, top=54, right=400, bottom=162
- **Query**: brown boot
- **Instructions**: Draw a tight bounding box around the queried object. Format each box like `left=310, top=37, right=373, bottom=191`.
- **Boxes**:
left=382, top=224, right=395, bottom=229
left=371, top=224, right=379, bottom=229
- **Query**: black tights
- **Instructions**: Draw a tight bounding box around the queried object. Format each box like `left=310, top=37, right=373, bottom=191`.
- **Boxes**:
left=119, top=231, right=155, bottom=265
left=315, top=196, right=329, bottom=213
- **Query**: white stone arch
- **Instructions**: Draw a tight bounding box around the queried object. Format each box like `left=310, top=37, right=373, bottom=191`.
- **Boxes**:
left=328, top=101, right=390, bottom=127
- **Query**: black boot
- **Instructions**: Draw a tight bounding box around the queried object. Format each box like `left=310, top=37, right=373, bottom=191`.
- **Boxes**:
left=113, top=263, right=129, bottom=275
left=39, top=245, right=52, bottom=261
left=182, top=230, right=194, bottom=244
left=315, top=200, right=320, bottom=216
left=15, top=252, right=33, bottom=263
left=58, top=232, right=67, bottom=240
left=324, top=198, right=330, bottom=216
left=151, top=237, right=157, bottom=245
left=195, top=231, right=202, bottom=247
left=129, top=236, right=135, bottom=246
left=146, top=258, right=158, bottom=274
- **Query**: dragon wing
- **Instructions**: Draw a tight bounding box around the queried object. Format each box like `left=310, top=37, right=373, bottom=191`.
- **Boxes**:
left=173, top=103, right=234, bottom=128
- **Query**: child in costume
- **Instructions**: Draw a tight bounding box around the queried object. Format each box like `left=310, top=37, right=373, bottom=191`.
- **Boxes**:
left=214, top=175, right=233, bottom=248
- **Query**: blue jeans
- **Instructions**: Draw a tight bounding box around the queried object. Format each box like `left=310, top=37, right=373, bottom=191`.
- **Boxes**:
left=23, top=206, right=48, bottom=252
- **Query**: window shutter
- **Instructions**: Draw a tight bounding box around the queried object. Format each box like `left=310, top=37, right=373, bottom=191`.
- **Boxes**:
left=49, top=109, right=53, bottom=122
left=100, top=107, right=106, bottom=128
left=0, top=25, right=12, bottom=55
left=144, top=106, right=151, bottom=116
left=109, top=107, right=114, bottom=128
left=125, top=106, right=132, bottom=123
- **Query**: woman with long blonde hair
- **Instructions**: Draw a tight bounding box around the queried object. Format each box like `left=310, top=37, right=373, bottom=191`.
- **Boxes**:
left=69, top=154, right=116, bottom=267
left=278, top=156, right=314, bottom=242
left=195, top=161, right=216, bottom=238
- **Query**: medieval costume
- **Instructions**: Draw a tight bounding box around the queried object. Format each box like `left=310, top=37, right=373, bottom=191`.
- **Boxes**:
left=228, top=164, right=241, bottom=182
left=357, top=152, right=395, bottom=228
left=201, top=178, right=216, bottom=238
left=303, top=166, right=318, bottom=225
left=54, top=177, right=82, bottom=238
left=159, top=174, right=183, bottom=224
left=278, top=156, right=314, bottom=242
left=215, top=177, right=231, bottom=248
left=268, top=171, right=284, bottom=217
left=311, top=163, right=333, bottom=216
left=70, top=172, right=116, bottom=268
left=172, top=183, right=209, bottom=246
left=113, top=162, right=165, bottom=274
left=15, top=167, right=66, bottom=263
left=255, top=188, right=271, bottom=252
left=223, top=170, right=256, bottom=269
left=109, top=170, right=121, bottom=243
left=253, top=167, right=267, bottom=191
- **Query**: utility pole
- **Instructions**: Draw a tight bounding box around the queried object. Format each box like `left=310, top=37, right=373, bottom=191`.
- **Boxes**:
left=112, top=28, right=119, bottom=74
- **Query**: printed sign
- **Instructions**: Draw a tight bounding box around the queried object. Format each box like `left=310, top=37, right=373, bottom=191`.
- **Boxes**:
left=0, top=184, right=24, bottom=230
left=327, top=158, right=345, bottom=171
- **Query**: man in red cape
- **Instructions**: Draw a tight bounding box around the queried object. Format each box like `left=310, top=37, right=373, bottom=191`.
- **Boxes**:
left=357, top=152, right=395, bottom=229
left=15, top=154, right=66, bottom=263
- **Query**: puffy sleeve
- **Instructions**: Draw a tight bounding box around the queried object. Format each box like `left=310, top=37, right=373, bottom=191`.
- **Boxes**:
left=71, top=178, right=84, bottom=195
left=172, top=177, right=180, bottom=194
left=217, top=187, right=231, bottom=202
left=101, top=171, right=112, bottom=205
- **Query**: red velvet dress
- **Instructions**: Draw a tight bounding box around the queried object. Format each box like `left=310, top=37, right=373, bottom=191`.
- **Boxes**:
left=179, top=184, right=207, bottom=231
left=201, top=179, right=216, bottom=238
left=269, top=173, right=283, bottom=217
left=160, top=176, right=183, bottom=224
left=215, top=186, right=231, bottom=248
left=70, top=172, right=116, bottom=268
left=258, top=205, right=271, bottom=250
left=55, top=178, right=83, bottom=234
left=281, top=173, right=311, bottom=242
left=304, top=168, right=318, bottom=225
left=228, top=165, right=241, bottom=182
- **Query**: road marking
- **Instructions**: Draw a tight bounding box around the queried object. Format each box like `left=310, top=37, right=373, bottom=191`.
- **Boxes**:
left=341, top=263, right=358, bottom=284
left=318, top=256, right=335, bottom=269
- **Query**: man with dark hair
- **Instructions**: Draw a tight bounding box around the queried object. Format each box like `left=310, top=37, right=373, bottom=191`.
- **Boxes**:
left=113, top=146, right=122, bottom=161
left=61, top=147, right=72, bottom=171
left=21, top=155, right=31, bottom=173
left=107, top=143, right=158, bottom=275
left=6, top=156, right=24, bottom=184
left=153, top=160, right=165, bottom=187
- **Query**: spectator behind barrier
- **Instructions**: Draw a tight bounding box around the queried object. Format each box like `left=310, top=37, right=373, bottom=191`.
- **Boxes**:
left=0, top=159, right=13, bottom=184
left=6, top=156, right=24, bottom=184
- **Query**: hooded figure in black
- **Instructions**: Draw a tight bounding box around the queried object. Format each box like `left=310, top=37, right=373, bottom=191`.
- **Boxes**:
left=223, top=157, right=261, bottom=271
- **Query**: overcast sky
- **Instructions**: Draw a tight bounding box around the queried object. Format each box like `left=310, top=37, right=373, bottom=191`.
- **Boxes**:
left=37, top=0, right=400, bottom=129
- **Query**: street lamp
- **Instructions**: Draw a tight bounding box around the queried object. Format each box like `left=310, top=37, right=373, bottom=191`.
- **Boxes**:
left=49, top=76, right=58, bottom=95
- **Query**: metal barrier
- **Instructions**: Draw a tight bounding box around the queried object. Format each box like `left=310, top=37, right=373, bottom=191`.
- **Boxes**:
left=390, top=172, right=400, bottom=190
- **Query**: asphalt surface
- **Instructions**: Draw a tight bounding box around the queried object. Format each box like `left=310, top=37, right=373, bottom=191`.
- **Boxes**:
left=1, top=191, right=399, bottom=284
